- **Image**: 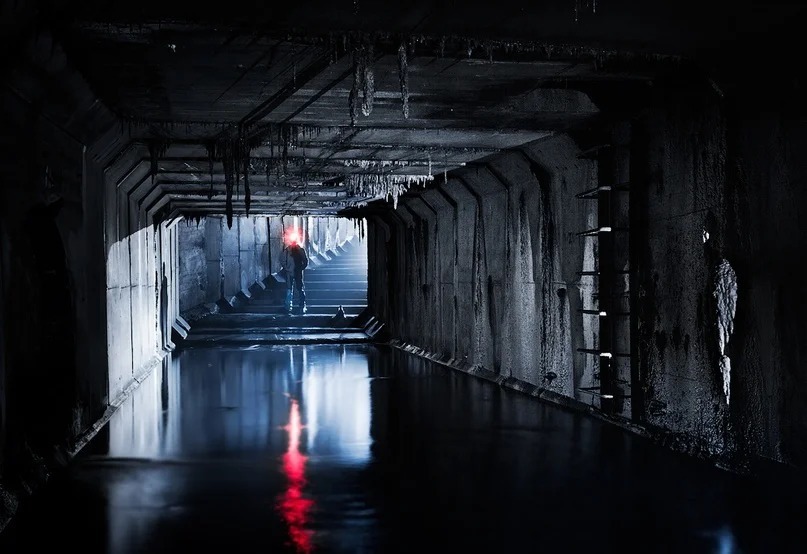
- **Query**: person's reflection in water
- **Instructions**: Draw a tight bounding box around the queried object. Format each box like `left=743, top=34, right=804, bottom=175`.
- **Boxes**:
left=278, top=348, right=315, bottom=553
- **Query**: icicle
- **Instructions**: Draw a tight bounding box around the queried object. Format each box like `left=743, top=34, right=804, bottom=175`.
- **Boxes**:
left=361, top=43, right=375, bottom=117
left=349, top=47, right=362, bottom=125
left=244, top=143, right=251, bottom=216
left=439, top=36, right=446, bottom=58
left=397, top=42, right=410, bottom=119
left=223, top=142, right=234, bottom=229
left=206, top=140, right=215, bottom=200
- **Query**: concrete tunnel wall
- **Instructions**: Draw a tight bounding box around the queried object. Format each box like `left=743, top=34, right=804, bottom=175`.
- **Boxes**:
left=367, top=135, right=600, bottom=410
left=177, top=215, right=360, bottom=317
left=0, top=28, right=133, bottom=523
left=0, top=28, right=195, bottom=529
left=367, top=82, right=807, bottom=469
left=631, top=87, right=807, bottom=466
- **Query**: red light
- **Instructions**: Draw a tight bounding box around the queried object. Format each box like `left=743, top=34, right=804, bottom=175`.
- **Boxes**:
left=278, top=399, right=314, bottom=553
left=285, top=228, right=301, bottom=246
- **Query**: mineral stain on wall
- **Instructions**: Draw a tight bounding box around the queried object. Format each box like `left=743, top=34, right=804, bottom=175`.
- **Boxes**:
left=714, top=259, right=737, bottom=406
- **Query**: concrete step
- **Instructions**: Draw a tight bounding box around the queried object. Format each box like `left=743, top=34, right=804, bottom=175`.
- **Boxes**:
left=181, top=331, right=371, bottom=345
left=238, top=304, right=367, bottom=316
left=190, top=314, right=359, bottom=328
left=305, top=278, right=367, bottom=284
left=306, top=293, right=367, bottom=300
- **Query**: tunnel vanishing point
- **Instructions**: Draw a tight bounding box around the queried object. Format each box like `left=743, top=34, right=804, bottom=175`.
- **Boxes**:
left=1, top=0, right=807, bottom=548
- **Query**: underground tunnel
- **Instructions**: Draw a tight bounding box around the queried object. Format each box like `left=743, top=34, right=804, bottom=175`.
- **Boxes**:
left=1, top=0, right=807, bottom=552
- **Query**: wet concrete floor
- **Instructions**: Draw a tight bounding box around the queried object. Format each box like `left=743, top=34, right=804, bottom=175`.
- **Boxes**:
left=2, top=344, right=806, bottom=553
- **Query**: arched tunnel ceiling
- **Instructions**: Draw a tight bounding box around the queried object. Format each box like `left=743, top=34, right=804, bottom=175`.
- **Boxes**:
left=44, top=0, right=804, bottom=220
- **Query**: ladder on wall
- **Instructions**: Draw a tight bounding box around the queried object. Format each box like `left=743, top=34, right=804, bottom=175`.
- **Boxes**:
left=575, top=143, right=632, bottom=418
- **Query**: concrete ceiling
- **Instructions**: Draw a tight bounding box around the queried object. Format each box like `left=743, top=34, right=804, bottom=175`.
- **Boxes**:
left=49, top=1, right=783, bottom=219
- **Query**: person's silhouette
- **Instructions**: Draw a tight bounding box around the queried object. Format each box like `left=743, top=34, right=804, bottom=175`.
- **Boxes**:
left=279, top=230, right=309, bottom=315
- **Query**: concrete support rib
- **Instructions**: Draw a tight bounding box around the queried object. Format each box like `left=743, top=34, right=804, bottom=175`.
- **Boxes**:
left=434, top=185, right=460, bottom=358
left=421, top=188, right=455, bottom=356
left=441, top=178, right=477, bottom=360
left=406, top=195, right=442, bottom=354
left=367, top=135, right=604, bottom=422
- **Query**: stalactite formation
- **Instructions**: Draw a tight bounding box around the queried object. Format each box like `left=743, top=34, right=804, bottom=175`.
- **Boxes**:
left=205, top=140, right=215, bottom=200
left=220, top=140, right=235, bottom=229
left=350, top=217, right=367, bottom=240
left=349, top=48, right=361, bottom=126
left=362, top=45, right=375, bottom=117
left=349, top=40, right=376, bottom=125
left=397, top=41, right=410, bottom=119
left=345, top=174, right=431, bottom=208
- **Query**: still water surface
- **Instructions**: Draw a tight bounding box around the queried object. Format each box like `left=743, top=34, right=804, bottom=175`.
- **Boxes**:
left=1, top=344, right=805, bottom=553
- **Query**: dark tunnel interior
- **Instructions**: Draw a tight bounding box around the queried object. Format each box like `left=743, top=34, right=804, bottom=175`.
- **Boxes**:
left=1, top=0, right=807, bottom=552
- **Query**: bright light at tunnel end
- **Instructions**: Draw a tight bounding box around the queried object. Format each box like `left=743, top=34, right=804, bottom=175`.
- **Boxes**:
left=284, top=228, right=302, bottom=246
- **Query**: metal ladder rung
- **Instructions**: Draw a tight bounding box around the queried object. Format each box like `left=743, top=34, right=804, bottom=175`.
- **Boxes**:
left=578, top=309, right=631, bottom=316
left=576, top=227, right=629, bottom=236
left=575, top=182, right=630, bottom=199
left=577, top=270, right=630, bottom=276
left=577, top=387, right=631, bottom=399
left=577, top=348, right=631, bottom=358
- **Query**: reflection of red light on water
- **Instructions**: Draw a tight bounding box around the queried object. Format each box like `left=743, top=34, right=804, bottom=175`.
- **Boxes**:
left=278, top=399, right=314, bottom=553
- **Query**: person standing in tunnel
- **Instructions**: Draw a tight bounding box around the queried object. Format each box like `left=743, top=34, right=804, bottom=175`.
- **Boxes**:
left=279, top=228, right=309, bottom=315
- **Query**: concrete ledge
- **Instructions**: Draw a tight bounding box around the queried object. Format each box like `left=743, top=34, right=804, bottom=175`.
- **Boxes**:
left=248, top=281, right=266, bottom=296
left=215, top=297, right=235, bottom=313
left=265, top=272, right=285, bottom=285
left=0, top=351, right=168, bottom=533
left=175, top=315, right=191, bottom=333
left=308, top=254, right=327, bottom=266
left=68, top=354, right=166, bottom=458
left=234, top=290, right=252, bottom=307
left=171, top=321, right=189, bottom=342
left=180, top=302, right=219, bottom=324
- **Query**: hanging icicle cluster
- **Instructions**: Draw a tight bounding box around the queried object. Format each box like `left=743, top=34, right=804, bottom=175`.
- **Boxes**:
left=213, top=131, right=255, bottom=229
left=349, top=40, right=376, bottom=125
left=351, top=217, right=367, bottom=241
left=397, top=41, right=410, bottom=119
left=205, top=140, right=216, bottom=200
left=344, top=174, right=431, bottom=209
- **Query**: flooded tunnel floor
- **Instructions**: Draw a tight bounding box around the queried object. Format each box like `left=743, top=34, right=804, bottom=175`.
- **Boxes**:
left=2, top=344, right=807, bottom=553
